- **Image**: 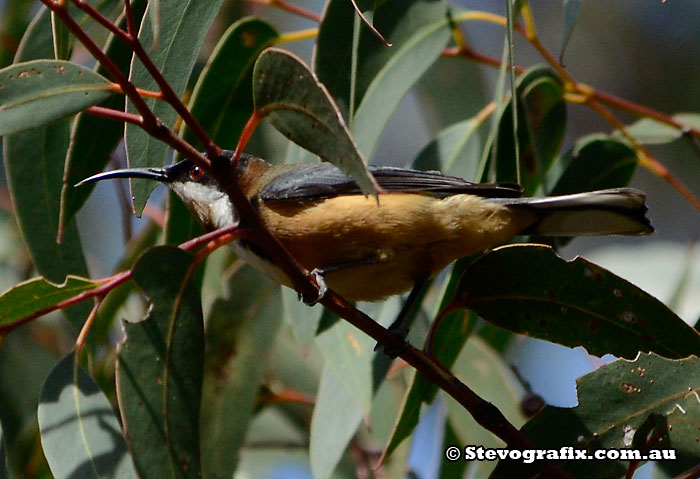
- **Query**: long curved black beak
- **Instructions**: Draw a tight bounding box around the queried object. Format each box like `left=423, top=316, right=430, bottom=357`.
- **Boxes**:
left=74, top=166, right=172, bottom=187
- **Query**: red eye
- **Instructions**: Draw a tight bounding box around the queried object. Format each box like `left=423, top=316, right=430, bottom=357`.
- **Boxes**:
left=189, top=166, right=203, bottom=179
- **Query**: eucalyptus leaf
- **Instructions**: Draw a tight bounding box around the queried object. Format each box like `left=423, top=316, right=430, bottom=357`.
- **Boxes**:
left=200, top=264, right=282, bottom=479
left=454, top=244, right=700, bottom=359
left=621, top=113, right=700, bottom=144
left=560, top=0, right=584, bottom=60
left=125, top=0, right=226, bottom=215
left=0, top=276, right=97, bottom=332
left=491, top=353, right=700, bottom=478
left=0, top=418, right=8, bottom=479
left=0, top=60, right=112, bottom=136
left=59, top=0, right=148, bottom=232
left=485, top=66, right=566, bottom=194
left=309, top=366, right=364, bottom=479
left=253, top=48, right=378, bottom=196
left=38, top=353, right=137, bottom=479
left=116, top=246, right=204, bottom=479
left=4, top=7, right=90, bottom=332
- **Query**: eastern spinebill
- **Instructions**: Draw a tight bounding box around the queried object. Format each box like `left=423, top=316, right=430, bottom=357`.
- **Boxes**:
left=77, top=150, right=653, bottom=302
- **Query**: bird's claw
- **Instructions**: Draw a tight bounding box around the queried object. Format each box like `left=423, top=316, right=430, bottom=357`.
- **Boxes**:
left=298, top=268, right=328, bottom=306
left=374, top=325, right=409, bottom=359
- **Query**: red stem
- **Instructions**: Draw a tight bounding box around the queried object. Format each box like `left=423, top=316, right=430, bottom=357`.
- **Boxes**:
left=85, top=105, right=144, bottom=126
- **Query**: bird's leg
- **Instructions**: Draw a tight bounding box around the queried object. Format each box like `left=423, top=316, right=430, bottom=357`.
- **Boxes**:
left=298, top=256, right=381, bottom=306
left=374, top=279, right=427, bottom=358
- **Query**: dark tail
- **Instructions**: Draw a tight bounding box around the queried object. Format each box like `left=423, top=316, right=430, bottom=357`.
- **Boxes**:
left=494, top=188, right=654, bottom=236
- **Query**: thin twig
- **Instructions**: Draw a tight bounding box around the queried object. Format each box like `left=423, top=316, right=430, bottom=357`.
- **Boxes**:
left=249, top=0, right=321, bottom=22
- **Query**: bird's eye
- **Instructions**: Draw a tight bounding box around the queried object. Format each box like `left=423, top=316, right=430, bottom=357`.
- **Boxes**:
left=189, top=166, right=203, bottom=180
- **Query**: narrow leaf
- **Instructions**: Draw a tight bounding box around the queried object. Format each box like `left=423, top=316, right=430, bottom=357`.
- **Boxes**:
left=0, top=276, right=97, bottom=332
left=315, top=0, right=449, bottom=115
left=4, top=7, right=91, bottom=332
left=282, top=287, right=323, bottom=347
left=491, top=353, right=700, bottom=479
left=382, top=260, right=477, bottom=461
left=181, top=16, right=279, bottom=150
left=116, top=246, right=204, bottom=479
left=351, top=5, right=451, bottom=160
left=310, top=366, right=364, bottom=479
left=50, top=12, right=72, bottom=60
left=200, top=265, right=283, bottom=478
left=167, top=17, right=278, bottom=244
left=560, top=0, right=584, bottom=60
left=453, top=244, right=700, bottom=359
left=0, top=60, right=113, bottom=136
left=315, top=312, right=375, bottom=413
left=411, top=114, right=488, bottom=179
left=444, top=337, right=526, bottom=478
left=487, top=66, right=566, bottom=194
left=59, top=0, right=148, bottom=232
left=622, top=113, right=700, bottom=145
left=125, top=0, right=226, bottom=214
left=0, top=419, right=8, bottom=479
left=38, top=352, right=137, bottom=479
left=252, top=47, right=379, bottom=197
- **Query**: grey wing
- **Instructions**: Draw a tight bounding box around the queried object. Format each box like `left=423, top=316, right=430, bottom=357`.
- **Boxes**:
left=258, top=163, right=522, bottom=201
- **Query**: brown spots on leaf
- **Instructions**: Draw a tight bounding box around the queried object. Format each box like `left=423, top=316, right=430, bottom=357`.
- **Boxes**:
left=621, top=382, right=641, bottom=394
left=241, top=29, right=259, bottom=47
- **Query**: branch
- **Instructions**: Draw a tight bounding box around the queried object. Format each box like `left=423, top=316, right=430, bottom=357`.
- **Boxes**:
left=249, top=0, right=321, bottom=22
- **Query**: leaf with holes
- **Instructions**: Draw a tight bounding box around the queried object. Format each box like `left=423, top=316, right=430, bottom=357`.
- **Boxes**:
left=452, top=244, right=700, bottom=359
left=116, top=246, right=204, bottom=479
left=491, top=353, right=700, bottom=479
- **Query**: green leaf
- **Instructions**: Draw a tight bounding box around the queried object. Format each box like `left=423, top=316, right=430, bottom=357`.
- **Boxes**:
left=310, top=366, right=364, bottom=479
left=200, top=264, right=283, bottom=479
left=486, top=66, right=566, bottom=193
left=38, top=352, right=138, bottom=479
left=282, top=287, right=323, bottom=347
left=538, top=134, right=640, bottom=249
left=252, top=47, right=379, bottom=197
left=315, top=0, right=449, bottom=116
left=550, top=134, right=639, bottom=195
left=181, top=16, right=279, bottom=150
left=622, top=113, right=700, bottom=144
left=125, top=0, right=226, bottom=215
left=381, top=260, right=477, bottom=461
left=444, top=337, right=527, bottom=478
left=560, top=0, right=584, bottom=60
left=50, top=12, right=72, bottom=61
left=350, top=3, right=451, bottom=160
left=314, top=0, right=451, bottom=160
left=116, top=246, right=204, bottom=479
left=453, top=244, right=700, bottom=359
left=315, top=311, right=375, bottom=413
left=4, top=7, right=91, bottom=332
left=0, top=418, right=9, bottom=479
left=491, top=353, right=700, bottom=479
left=59, top=0, right=148, bottom=232
left=411, top=114, right=488, bottom=179
left=166, top=17, right=278, bottom=246
left=0, top=276, right=97, bottom=332
left=0, top=60, right=113, bottom=136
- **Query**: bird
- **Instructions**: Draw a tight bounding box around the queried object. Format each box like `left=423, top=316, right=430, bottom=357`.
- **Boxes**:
left=77, top=150, right=653, bottom=303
